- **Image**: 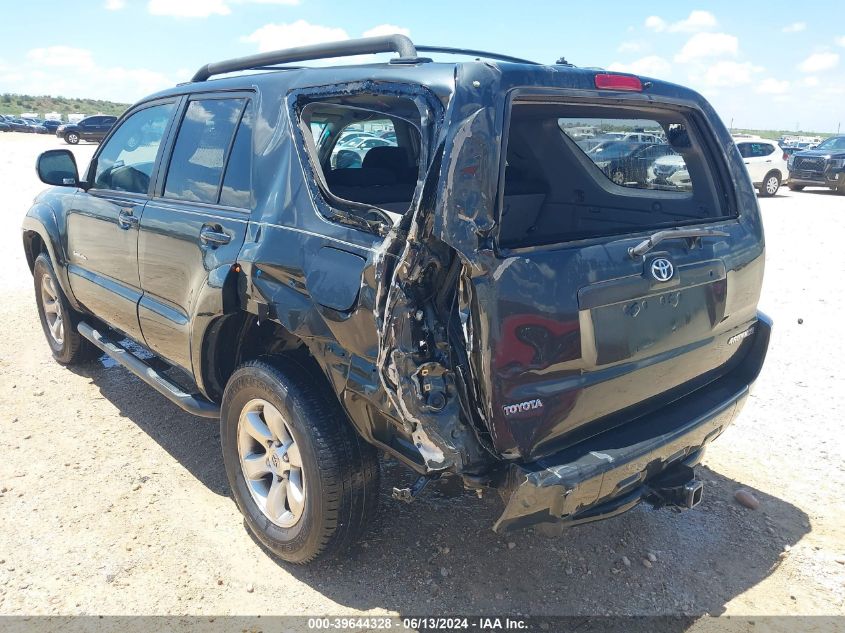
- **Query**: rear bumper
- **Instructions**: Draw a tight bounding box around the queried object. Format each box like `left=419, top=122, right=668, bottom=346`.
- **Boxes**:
left=493, top=312, right=772, bottom=532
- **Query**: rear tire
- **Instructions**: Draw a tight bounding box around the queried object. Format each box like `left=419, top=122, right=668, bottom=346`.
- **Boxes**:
left=220, top=358, right=380, bottom=564
left=33, top=254, right=98, bottom=365
left=788, top=183, right=804, bottom=191
left=64, top=132, right=79, bottom=145
left=759, top=171, right=780, bottom=197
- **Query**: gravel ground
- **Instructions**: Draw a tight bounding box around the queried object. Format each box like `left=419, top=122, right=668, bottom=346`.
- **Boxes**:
left=0, top=134, right=844, bottom=619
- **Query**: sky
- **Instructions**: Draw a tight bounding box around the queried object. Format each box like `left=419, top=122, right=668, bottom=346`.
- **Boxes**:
left=1, top=0, right=843, bottom=132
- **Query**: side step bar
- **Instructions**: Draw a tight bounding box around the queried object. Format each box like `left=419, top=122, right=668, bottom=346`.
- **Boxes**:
left=78, top=322, right=220, bottom=419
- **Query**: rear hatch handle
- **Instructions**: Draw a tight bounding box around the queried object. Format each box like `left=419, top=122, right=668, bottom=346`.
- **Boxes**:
left=628, top=228, right=729, bottom=259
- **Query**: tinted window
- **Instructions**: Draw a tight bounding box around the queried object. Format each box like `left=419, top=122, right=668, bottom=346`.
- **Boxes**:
left=219, top=102, right=253, bottom=208
left=501, top=103, right=725, bottom=248
left=164, top=98, right=244, bottom=204
left=93, top=103, right=174, bottom=194
left=737, top=143, right=752, bottom=158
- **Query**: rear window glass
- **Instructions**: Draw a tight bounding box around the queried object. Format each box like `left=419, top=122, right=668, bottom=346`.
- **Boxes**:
left=499, top=102, right=727, bottom=249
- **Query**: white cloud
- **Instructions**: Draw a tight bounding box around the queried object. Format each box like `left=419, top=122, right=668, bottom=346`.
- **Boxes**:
left=837, top=36, right=845, bottom=47
left=147, top=0, right=299, bottom=16
left=4, top=47, right=175, bottom=103
left=27, top=46, right=95, bottom=69
left=782, top=22, right=806, bottom=33
left=699, top=61, right=763, bottom=87
left=803, top=76, right=820, bottom=86
left=148, top=0, right=229, bottom=16
left=104, top=0, right=126, bottom=9
left=675, top=32, right=738, bottom=62
left=230, top=0, right=300, bottom=5
left=756, top=78, right=790, bottom=94
left=362, top=24, right=411, bottom=38
left=608, top=56, right=671, bottom=78
left=243, top=20, right=349, bottom=52
left=617, top=41, right=643, bottom=53
left=645, top=11, right=717, bottom=33
left=798, top=52, right=840, bottom=73
left=668, top=10, right=717, bottom=33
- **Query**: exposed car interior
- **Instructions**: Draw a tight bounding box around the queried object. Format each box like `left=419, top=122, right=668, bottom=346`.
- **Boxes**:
left=499, top=102, right=727, bottom=249
left=299, top=96, right=422, bottom=218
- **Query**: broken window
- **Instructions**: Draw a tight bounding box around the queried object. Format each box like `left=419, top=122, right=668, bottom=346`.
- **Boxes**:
left=298, top=95, right=422, bottom=218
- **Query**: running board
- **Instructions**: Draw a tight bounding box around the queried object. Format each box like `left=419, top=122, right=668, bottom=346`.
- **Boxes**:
left=78, top=322, right=220, bottom=419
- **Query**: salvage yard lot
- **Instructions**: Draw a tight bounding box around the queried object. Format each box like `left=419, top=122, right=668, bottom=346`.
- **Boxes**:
left=0, top=134, right=843, bottom=618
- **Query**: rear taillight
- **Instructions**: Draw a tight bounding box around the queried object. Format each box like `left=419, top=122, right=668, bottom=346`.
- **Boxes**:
left=594, top=73, right=643, bottom=92
left=783, top=152, right=788, bottom=161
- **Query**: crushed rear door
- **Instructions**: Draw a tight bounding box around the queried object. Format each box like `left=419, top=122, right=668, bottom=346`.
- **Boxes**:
left=430, top=65, right=765, bottom=460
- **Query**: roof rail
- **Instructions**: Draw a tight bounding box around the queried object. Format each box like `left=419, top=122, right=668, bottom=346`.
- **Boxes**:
left=191, top=34, right=420, bottom=82
left=415, top=45, right=539, bottom=65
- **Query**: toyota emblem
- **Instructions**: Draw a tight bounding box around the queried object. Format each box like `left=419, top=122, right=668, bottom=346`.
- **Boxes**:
left=650, top=258, right=674, bottom=282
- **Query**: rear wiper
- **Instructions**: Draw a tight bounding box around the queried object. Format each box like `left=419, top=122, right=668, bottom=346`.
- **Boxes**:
left=628, top=228, right=729, bottom=258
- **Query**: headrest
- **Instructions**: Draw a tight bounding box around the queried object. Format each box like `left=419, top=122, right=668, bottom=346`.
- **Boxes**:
left=362, top=146, right=408, bottom=170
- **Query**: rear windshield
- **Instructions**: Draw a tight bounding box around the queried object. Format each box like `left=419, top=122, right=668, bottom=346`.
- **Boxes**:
left=498, top=101, right=729, bottom=249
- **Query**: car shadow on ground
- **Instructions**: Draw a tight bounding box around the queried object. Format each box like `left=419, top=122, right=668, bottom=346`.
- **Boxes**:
left=72, top=359, right=810, bottom=623
left=266, top=461, right=808, bottom=619
left=69, top=356, right=230, bottom=497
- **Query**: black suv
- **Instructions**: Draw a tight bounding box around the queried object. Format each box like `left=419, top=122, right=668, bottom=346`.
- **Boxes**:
left=787, top=135, right=845, bottom=194
left=56, top=115, right=118, bottom=144
left=22, top=35, right=771, bottom=564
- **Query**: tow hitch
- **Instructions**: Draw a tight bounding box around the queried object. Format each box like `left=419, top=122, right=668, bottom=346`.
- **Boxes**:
left=644, top=464, right=703, bottom=510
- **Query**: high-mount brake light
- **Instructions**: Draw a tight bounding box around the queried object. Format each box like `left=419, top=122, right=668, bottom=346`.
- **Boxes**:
left=594, top=73, right=643, bottom=92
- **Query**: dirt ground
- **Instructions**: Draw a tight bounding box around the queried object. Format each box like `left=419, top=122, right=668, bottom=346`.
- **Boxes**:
left=0, top=133, right=844, bottom=621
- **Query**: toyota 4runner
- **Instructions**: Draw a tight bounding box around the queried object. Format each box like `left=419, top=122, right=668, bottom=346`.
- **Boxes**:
left=23, top=35, right=771, bottom=564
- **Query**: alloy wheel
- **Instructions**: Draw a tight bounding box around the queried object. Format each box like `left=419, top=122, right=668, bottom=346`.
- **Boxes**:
left=765, top=175, right=779, bottom=195
left=237, top=398, right=306, bottom=528
left=40, top=273, right=64, bottom=345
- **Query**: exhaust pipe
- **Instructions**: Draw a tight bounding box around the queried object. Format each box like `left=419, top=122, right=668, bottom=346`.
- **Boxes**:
left=645, top=464, right=703, bottom=510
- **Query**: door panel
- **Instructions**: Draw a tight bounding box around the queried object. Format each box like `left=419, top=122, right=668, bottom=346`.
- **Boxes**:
left=66, top=193, right=146, bottom=340
left=66, top=101, right=177, bottom=340
left=138, top=96, right=252, bottom=373
left=138, top=202, right=247, bottom=369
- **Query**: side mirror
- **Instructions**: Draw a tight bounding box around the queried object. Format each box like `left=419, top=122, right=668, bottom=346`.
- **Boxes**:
left=36, top=149, right=80, bottom=187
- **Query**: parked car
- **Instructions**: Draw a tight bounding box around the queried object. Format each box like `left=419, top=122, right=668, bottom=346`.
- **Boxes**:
left=330, top=136, right=397, bottom=168
left=735, top=138, right=788, bottom=197
left=0, top=121, right=9, bottom=133
left=22, top=35, right=771, bottom=564
left=6, top=117, right=35, bottom=133
left=601, top=131, right=663, bottom=144
left=587, top=141, right=677, bottom=185
left=41, top=119, right=63, bottom=133
left=56, top=115, right=118, bottom=144
left=787, top=135, right=845, bottom=194
left=647, top=153, right=690, bottom=189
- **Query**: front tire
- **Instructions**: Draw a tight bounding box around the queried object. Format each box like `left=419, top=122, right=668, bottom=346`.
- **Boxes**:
left=221, top=359, right=380, bottom=564
left=33, top=254, right=97, bottom=365
left=759, top=171, right=781, bottom=197
left=64, top=132, right=79, bottom=145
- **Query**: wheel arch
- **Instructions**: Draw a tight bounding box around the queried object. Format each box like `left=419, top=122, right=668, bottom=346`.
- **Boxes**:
left=22, top=209, right=83, bottom=311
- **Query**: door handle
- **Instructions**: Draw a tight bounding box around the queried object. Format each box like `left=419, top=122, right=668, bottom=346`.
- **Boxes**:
left=117, top=208, right=139, bottom=230
left=200, top=225, right=231, bottom=246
